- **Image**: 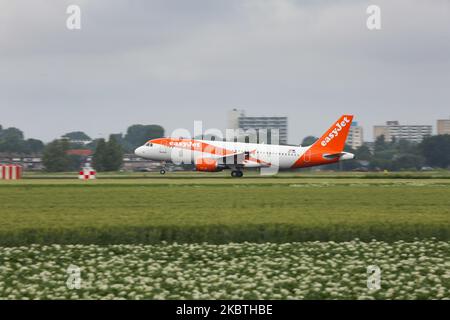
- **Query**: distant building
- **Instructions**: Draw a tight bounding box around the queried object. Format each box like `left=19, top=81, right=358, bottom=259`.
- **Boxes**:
left=346, top=121, right=364, bottom=149
left=437, top=118, right=450, bottom=135
left=227, top=109, right=288, bottom=144
left=373, top=121, right=432, bottom=143
left=0, top=153, right=43, bottom=171
left=66, top=149, right=93, bottom=157
left=122, top=153, right=161, bottom=172
left=227, top=109, right=241, bottom=133
left=122, top=154, right=188, bottom=172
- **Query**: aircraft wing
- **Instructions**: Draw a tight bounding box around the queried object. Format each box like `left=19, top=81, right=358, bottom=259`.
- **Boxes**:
left=212, top=150, right=271, bottom=167
left=212, top=151, right=247, bottom=165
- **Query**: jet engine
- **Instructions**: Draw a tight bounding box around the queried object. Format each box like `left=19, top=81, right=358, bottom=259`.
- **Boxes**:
left=195, top=158, right=224, bottom=172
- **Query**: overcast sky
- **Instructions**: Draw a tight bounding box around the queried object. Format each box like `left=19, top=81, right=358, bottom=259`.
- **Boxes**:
left=1, top=0, right=450, bottom=144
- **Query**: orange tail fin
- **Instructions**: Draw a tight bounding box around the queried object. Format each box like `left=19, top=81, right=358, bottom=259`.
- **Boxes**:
left=292, top=115, right=354, bottom=169
left=313, top=115, right=354, bottom=152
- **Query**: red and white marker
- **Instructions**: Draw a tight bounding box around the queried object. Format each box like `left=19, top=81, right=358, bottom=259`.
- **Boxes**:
left=0, top=164, right=22, bottom=180
left=79, top=166, right=96, bottom=180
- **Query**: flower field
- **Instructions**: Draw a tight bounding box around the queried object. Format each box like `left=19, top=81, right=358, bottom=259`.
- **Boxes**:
left=1, top=240, right=449, bottom=299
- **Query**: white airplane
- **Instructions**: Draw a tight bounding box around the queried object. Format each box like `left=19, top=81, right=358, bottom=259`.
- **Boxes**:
left=134, top=115, right=355, bottom=177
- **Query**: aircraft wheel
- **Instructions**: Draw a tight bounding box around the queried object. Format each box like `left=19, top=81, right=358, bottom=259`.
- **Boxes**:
left=231, top=170, right=243, bottom=178
left=160, top=169, right=166, bottom=175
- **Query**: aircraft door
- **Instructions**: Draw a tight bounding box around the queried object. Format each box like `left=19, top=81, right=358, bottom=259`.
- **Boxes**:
left=304, top=149, right=311, bottom=163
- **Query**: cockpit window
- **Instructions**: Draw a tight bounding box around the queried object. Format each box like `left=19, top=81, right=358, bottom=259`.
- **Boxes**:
left=145, top=142, right=153, bottom=147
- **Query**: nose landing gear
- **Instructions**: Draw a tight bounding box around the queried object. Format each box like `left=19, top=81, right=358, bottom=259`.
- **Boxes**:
left=159, top=161, right=167, bottom=175
left=231, top=170, right=243, bottom=178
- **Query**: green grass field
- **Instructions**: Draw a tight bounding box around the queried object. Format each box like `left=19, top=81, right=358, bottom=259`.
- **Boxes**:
left=0, top=176, right=449, bottom=245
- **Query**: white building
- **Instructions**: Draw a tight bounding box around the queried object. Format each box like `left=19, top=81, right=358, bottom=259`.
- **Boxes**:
left=374, top=121, right=432, bottom=143
left=346, top=122, right=364, bottom=149
left=227, top=109, right=241, bottom=132
left=227, top=109, right=288, bottom=145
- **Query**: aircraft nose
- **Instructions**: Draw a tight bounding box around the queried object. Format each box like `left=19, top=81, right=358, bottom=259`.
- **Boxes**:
left=135, top=146, right=145, bottom=157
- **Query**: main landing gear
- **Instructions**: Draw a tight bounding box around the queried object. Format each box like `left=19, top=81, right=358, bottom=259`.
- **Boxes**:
left=231, top=170, right=243, bottom=178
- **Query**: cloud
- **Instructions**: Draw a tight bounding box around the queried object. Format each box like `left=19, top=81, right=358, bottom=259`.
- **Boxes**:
left=0, top=0, right=449, bottom=142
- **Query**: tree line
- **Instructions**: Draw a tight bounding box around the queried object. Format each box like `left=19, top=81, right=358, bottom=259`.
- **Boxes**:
left=2, top=122, right=449, bottom=171
left=0, top=125, right=44, bottom=154
left=42, top=124, right=164, bottom=172
left=42, top=136, right=124, bottom=172
left=301, top=134, right=450, bottom=170
left=1, top=123, right=164, bottom=172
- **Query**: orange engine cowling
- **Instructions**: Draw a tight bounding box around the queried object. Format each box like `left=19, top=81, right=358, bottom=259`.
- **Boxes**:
left=195, top=158, right=222, bottom=172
